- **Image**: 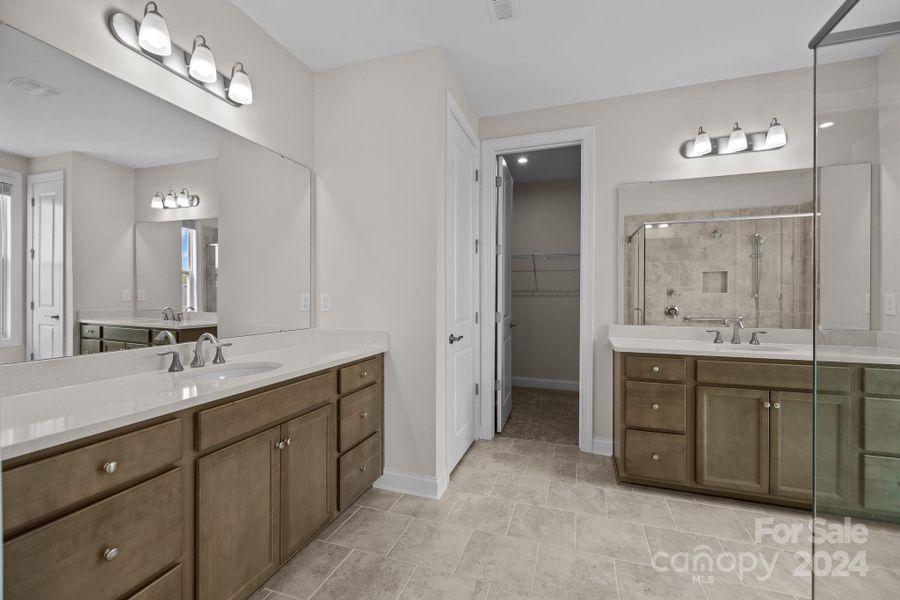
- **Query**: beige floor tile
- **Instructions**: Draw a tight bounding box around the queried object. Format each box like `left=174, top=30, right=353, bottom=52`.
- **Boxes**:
left=356, top=487, right=402, bottom=511
left=399, top=567, right=490, bottom=600
left=546, top=482, right=607, bottom=517
left=265, top=540, right=351, bottom=598
left=575, top=462, right=619, bottom=488
left=449, top=466, right=500, bottom=495
left=480, top=451, right=531, bottom=474
left=507, top=503, right=576, bottom=548
left=388, top=518, right=473, bottom=573
left=247, top=589, right=272, bottom=600
left=525, top=456, right=577, bottom=483
left=328, top=506, right=412, bottom=554
left=734, top=511, right=813, bottom=554
left=459, top=446, right=490, bottom=468
left=614, top=559, right=705, bottom=600
left=643, top=525, right=740, bottom=583
left=667, top=499, right=753, bottom=542
left=717, top=539, right=812, bottom=598
left=490, top=473, right=550, bottom=506
left=823, top=525, right=900, bottom=570
left=575, top=514, right=651, bottom=563
left=552, top=445, right=612, bottom=465
left=817, top=566, right=900, bottom=600
left=624, top=484, right=697, bottom=503
left=390, top=490, right=461, bottom=522
left=692, top=493, right=769, bottom=515
left=310, top=550, right=414, bottom=600
left=703, top=580, right=797, bottom=600
left=448, top=493, right=515, bottom=534
left=475, top=437, right=516, bottom=453
left=317, top=505, right=360, bottom=540
left=532, top=544, right=618, bottom=600
left=605, top=490, right=676, bottom=529
left=509, top=439, right=555, bottom=458
left=455, top=530, right=539, bottom=592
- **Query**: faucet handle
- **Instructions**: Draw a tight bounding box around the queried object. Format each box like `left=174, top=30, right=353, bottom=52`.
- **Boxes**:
left=749, top=331, right=768, bottom=345
left=706, top=330, right=724, bottom=344
left=158, top=351, right=184, bottom=373
left=213, top=342, right=233, bottom=365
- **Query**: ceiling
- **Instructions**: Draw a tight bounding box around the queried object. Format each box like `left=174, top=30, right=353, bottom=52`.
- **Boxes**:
left=0, top=25, right=220, bottom=169
left=230, top=0, right=900, bottom=117
left=502, top=145, right=580, bottom=184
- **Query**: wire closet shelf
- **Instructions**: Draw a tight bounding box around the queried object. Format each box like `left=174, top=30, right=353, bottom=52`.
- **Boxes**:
left=512, top=253, right=580, bottom=296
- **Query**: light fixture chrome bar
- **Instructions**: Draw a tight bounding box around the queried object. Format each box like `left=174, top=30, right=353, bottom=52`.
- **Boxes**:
left=681, top=129, right=783, bottom=159
left=809, top=0, right=860, bottom=49
left=626, top=212, right=815, bottom=243
left=108, top=12, right=241, bottom=107
left=817, top=21, right=900, bottom=47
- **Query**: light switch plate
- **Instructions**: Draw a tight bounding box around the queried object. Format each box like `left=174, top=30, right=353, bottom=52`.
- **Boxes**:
left=121, top=289, right=131, bottom=302
left=302, top=293, right=310, bottom=312
left=320, top=293, right=332, bottom=312
left=137, top=289, right=146, bottom=302
left=886, top=293, right=897, bottom=317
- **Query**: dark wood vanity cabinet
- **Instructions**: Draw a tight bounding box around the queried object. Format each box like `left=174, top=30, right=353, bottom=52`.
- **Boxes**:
left=2, top=353, right=384, bottom=600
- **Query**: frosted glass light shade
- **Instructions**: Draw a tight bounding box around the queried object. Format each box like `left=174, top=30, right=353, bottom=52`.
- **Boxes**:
left=728, top=122, right=747, bottom=152
left=766, top=117, right=787, bottom=148
left=163, top=190, right=177, bottom=209
left=228, top=63, right=253, bottom=105
left=693, top=127, right=711, bottom=156
left=189, top=36, right=217, bottom=83
left=138, top=2, right=171, bottom=56
left=151, top=192, right=164, bottom=209
left=176, top=189, right=191, bottom=207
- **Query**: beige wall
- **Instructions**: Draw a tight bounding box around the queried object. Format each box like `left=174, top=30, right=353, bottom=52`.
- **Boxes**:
left=134, top=159, right=219, bottom=224
left=481, top=66, right=819, bottom=444
left=877, top=39, right=900, bottom=333
left=0, top=150, right=28, bottom=364
left=315, top=48, right=478, bottom=483
left=510, top=179, right=580, bottom=383
left=0, top=0, right=315, bottom=166
left=134, top=221, right=182, bottom=312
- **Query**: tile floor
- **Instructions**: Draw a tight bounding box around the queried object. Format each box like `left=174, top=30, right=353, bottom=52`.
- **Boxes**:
left=251, top=438, right=900, bottom=600
left=501, top=387, right=578, bottom=445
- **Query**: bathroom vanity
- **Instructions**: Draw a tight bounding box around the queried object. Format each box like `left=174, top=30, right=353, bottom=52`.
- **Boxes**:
left=79, top=320, right=219, bottom=354
left=1, top=347, right=385, bottom=600
left=612, top=342, right=900, bottom=519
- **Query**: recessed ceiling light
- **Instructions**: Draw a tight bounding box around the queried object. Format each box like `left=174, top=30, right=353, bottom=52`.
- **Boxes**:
left=819, top=121, right=835, bottom=129
left=517, top=157, right=528, bottom=164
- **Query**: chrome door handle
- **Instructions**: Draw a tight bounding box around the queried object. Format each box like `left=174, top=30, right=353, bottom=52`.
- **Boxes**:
left=49, top=314, right=60, bottom=320
left=510, top=321, right=518, bottom=328
left=449, top=334, right=464, bottom=344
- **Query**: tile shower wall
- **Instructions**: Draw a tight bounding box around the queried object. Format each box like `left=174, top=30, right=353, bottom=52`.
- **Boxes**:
left=625, top=203, right=813, bottom=328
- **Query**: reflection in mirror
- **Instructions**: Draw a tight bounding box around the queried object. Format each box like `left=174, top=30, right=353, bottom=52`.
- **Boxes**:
left=618, top=170, right=872, bottom=330
left=0, top=24, right=311, bottom=365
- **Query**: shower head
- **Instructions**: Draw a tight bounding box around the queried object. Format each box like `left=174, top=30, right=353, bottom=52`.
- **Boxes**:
left=753, top=232, right=765, bottom=244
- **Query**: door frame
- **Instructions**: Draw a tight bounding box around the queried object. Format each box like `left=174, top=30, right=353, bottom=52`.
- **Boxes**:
left=26, top=170, right=65, bottom=361
left=479, top=127, right=596, bottom=453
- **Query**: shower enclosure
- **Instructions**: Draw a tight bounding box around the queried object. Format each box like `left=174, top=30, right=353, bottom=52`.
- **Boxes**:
left=812, top=2, right=900, bottom=598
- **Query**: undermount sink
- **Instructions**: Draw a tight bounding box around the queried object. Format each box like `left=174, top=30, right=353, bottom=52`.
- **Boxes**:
left=181, top=361, right=282, bottom=382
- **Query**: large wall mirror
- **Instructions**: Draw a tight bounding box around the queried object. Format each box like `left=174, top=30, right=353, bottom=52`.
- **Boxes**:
left=617, top=168, right=872, bottom=331
left=0, top=24, right=312, bottom=365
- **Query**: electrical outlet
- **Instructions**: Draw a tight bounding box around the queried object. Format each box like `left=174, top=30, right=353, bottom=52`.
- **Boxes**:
left=320, top=293, right=332, bottom=312
left=137, top=289, right=146, bottom=302
left=121, top=289, right=131, bottom=302
left=301, top=293, right=310, bottom=312
left=886, top=293, right=898, bottom=317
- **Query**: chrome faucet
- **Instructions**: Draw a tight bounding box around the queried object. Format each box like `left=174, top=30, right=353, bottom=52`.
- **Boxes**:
left=726, top=318, right=745, bottom=344
left=157, top=350, right=184, bottom=372
left=706, top=329, right=724, bottom=344
left=153, top=330, right=176, bottom=345
left=190, top=332, right=220, bottom=368
left=161, top=306, right=176, bottom=321
left=750, top=331, right=768, bottom=345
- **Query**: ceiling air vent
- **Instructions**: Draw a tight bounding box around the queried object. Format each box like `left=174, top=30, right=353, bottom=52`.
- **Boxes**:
left=487, top=0, right=520, bottom=23
left=8, top=77, right=63, bottom=98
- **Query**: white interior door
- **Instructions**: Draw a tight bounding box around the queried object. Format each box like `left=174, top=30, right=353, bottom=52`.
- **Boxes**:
left=445, top=111, right=480, bottom=472
left=27, top=172, right=64, bottom=360
left=496, top=160, right=514, bottom=432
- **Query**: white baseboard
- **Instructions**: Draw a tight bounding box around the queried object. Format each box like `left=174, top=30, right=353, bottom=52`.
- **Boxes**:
left=592, top=436, right=613, bottom=456
left=512, top=376, right=578, bottom=392
left=374, top=469, right=448, bottom=500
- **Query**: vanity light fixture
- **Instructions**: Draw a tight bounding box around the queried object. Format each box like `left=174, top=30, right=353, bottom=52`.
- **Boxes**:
left=728, top=122, right=748, bottom=152
left=692, top=127, right=712, bottom=156
left=163, top=190, right=177, bottom=209
left=517, top=157, right=528, bottom=164
left=152, top=189, right=199, bottom=210
left=227, top=62, right=253, bottom=105
left=188, top=36, right=217, bottom=83
left=176, top=188, right=191, bottom=208
left=151, top=192, right=164, bottom=209
left=137, top=2, right=171, bottom=56
left=765, top=117, right=787, bottom=148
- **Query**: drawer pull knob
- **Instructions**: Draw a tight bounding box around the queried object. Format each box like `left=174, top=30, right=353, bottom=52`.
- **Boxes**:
left=651, top=366, right=660, bottom=373
left=651, top=453, right=660, bottom=461
left=651, top=403, right=660, bottom=410
left=284, top=437, right=292, bottom=446
left=102, top=461, right=118, bottom=474
left=275, top=441, right=286, bottom=450
left=763, top=401, right=771, bottom=409
left=103, top=547, right=120, bottom=561
left=360, top=465, right=368, bottom=472
left=360, top=411, right=369, bottom=419
left=773, top=402, right=781, bottom=409
left=361, top=370, right=369, bottom=378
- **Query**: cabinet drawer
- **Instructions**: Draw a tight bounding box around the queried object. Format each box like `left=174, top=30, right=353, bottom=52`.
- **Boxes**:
left=4, top=469, right=183, bottom=600
left=624, top=382, right=686, bottom=433
left=81, top=324, right=101, bottom=339
left=4, top=419, right=183, bottom=533
left=696, top=360, right=849, bottom=392
left=339, top=385, right=382, bottom=452
left=624, top=430, right=686, bottom=483
left=862, top=455, right=900, bottom=513
left=339, top=432, right=381, bottom=510
left=624, top=356, right=685, bottom=382
left=197, top=371, right=337, bottom=451
left=81, top=339, right=101, bottom=354
left=863, top=368, right=900, bottom=395
left=103, top=340, right=126, bottom=352
left=863, top=397, right=900, bottom=454
left=103, top=326, right=150, bottom=344
left=126, top=564, right=182, bottom=600
left=339, top=357, right=381, bottom=394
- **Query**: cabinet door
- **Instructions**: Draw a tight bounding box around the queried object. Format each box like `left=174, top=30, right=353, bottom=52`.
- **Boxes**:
left=696, top=386, right=770, bottom=494
left=770, top=392, right=848, bottom=504
left=281, top=404, right=336, bottom=558
left=197, top=428, right=280, bottom=600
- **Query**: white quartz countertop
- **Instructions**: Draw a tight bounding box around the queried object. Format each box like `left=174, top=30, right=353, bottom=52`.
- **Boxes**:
left=1, top=342, right=386, bottom=460
left=80, top=317, right=218, bottom=330
left=608, top=337, right=900, bottom=365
